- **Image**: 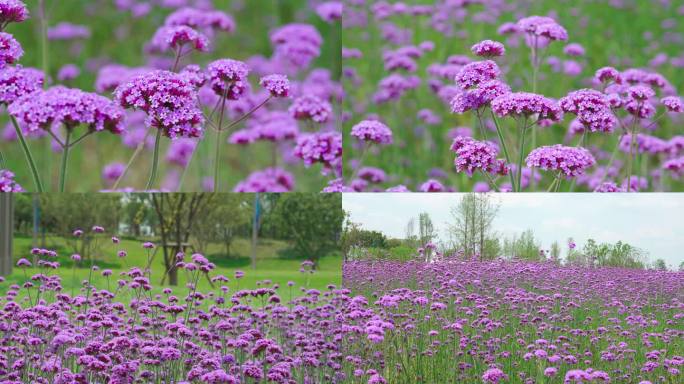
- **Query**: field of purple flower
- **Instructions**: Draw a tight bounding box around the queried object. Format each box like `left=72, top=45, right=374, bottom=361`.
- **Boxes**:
left=342, top=258, right=684, bottom=383
left=342, top=0, right=684, bottom=192
left=1, top=233, right=346, bottom=383
left=0, top=0, right=342, bottom=192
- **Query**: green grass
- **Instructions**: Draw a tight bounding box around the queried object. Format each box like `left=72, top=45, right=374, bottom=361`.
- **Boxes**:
left=3, top=235, right=342, bottom=299
left=342, top=1, right=684, bottom=191
left=1, top=0, right=341, bottom=192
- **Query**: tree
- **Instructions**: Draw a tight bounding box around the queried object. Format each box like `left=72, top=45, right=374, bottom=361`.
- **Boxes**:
left=653, top=259, right=667, bottom=271
left=151, top=194, right=214, bottom=285
left=448, top=194, right=499, bottom=259
left=39, top=194, right=122, bottom=259
left=271, top=193, right=343, bottom=267
left=405, top=218, right=417, bottom=247
left=549, top=241, right=561, bottom=264
left=418, top=212, right=435, bottom=246
left=190, top=195, right=250, bottom=256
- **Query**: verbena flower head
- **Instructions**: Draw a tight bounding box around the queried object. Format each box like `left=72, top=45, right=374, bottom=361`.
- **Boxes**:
left=661, top=96, right=683, bottom=113
left=559, top=89, right=617, bottom=132
left=0, top=31, right=22, bottom=69
left=491, top=92, right=563, bottom=122
left=0, top=0, right=28, bottom=27
left=0, top=65, right=43, bottom=104
left=294, top=131, right=342, bottom=172
left=115, top=70, right=204, bottom=138
left=207, top=59, right=250, bottom=99
left=455, top=60, right=500, bottom=89
left=233, top=167, right=295, bottom=192
left=619, top=133, right=667, bottom=155
left=351, top=120, right=393, bottom=145
left=270, top=23, right=322, bottom=69
left=419, top=179, right=446, bottom=192
left=526, top=145, right=596, bottom=177
left=9, top=86, right=125, bottom=134
left=166, top=138, right=196, bottom=167
left=316, top=1, right=343, bottom=22
left=594, top=181, right=624, bottom=192
left=482, top=367, right=508, bottom=383
left=450, top=136, right=502, bottom=176
left=471, top=40, right=505, bottom=57
left=102, top=162, right=125, bottom=184
left=594, top=67, right=622, bottom=84
left=46, top=22, right=90, bottom=40
left=0, top=168, right=23, bottom=192
left=517, top=16, right=568, bottom=41
left=259, top=74, right=290, bottom=98
left=450, top=80, right=510, bottom=113
left=289, top=95, right=332, bottom=123
left=322, top=178, right=353, bottom=192
left=165, top=7, right=235, bottom=33
left=151, top=25, right=209, bottom=53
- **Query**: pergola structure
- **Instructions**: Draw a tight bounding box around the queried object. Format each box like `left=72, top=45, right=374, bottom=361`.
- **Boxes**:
left=0, top=194, right=12, bottom=277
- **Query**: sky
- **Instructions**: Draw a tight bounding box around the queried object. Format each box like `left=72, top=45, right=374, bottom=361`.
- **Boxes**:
left=343, top=193, right=684, bottom=269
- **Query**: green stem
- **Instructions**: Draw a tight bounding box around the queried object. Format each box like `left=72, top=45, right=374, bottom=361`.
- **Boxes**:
left=516, top=120, right=529, bottom=192
left=146, top=129, right=162, bottom=190
left=10, top=116, right=44, bottom=192
left=39, top=0, right=49, bottom=89
left=490, top=110, right=516, bottom=191
left=0, top=150, right=5, bottom=168
left=59, top=129, right=71, bottom=192
left=213, top=93, right=228, bottom=192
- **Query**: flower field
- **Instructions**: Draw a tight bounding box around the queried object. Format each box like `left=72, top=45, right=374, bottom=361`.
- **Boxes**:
left=0, top=0, right=341, bottom=192
left=342, top=257, right=684, bottom=383
left=342, top=1, right=684, bottom=192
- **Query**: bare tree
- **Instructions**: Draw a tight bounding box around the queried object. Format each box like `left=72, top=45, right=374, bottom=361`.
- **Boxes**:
left=405, top=217, right=416, bottom=247
left=418, top=213, right=435, bottom=245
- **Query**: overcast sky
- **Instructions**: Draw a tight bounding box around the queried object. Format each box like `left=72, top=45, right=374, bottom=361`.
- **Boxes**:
left=343, top=194, right=684, bottom=269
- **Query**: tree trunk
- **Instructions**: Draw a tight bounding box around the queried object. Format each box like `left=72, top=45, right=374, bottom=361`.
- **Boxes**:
left=168, top=264, right=178, bottom=286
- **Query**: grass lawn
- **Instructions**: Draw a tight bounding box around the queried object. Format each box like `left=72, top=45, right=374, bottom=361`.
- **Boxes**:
left=2, top=234, right=342, bottom=300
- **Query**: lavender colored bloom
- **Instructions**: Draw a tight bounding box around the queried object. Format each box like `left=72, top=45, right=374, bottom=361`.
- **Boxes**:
left=259, top=74, right=290, bottom=97
left=450, top=80, right=510, bottom=113
left=619, top=133, right=667, bottom=155
left=526, top=145, right=596, bottom=177
left=270, top=23, right=322, bottom=69
left=386, top=184, right=410, bottom=192
left=517, top=16, right=568, bottom=41
left=0, top=32, right=22, bottom=68
left=165, top=7, right=235, bottom=33
left=322, top=178, right=353, bottom=192
left=0, top=168, right=23, bottom=192
left=559, top=89, right=617, bottom=132
left=316, top=1, right=343, bottom=22
left=594, top=182, right=624, bottom=192
left=166, top=138, right=197, bottom=167
left=482, top=368, right=507, bottom=383
left=563, top=43, right=585, bottom=56
left=491, top=92, right=563, bottom=122
left=289, top=95, right=332, bottom=123
left=57, top=64, right=80, bottom=82
left=233, top=167, right=295, bottom=192
left=9, top=86, right=125, bottom=134
left=294, top=131, right=342, bottom=171
left=102, top=162, right=125, bottom=184
left=115, top=70, right=204, bottom=138
left=358, top=167, right=387, bottom=183
left=0, top=0, right=28, bottom=26
left=46, top=22, right=90, bottom=40
left=419, top=179, right=446, bottom=192
left=471, top=40, right=505, bottom=57
left=455, top=60, right=501, bottom=89
left=627, top=85, right=655, bottom=101
left=351, top=120, right=393, bottom=145
left=594, top=67, right=622, bottom=84
left=95, top=65, right=150, bottom=93
left=450, top=136, right=501, bottom=176
left=661, top=96, right=683, bottom=112
left=0, top=65, right=44, bottom=104
left=207, top=59, right=249, bottom=99
left=151, top=25, right=209, bottom=53
left=16, top=257, right=30, bottom=267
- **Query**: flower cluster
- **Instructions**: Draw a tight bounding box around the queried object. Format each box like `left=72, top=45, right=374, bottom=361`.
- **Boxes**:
left=491, top=92, right=563, bottom=121
left=0, top=168, right=23, bottom=191
left=559, top=89, right=617, bottom=133
left=9, top=86, right=126, bottom=134
left=0, top=31, right=22, bottom=68
left=270, top=23, right=323, bottom=69
left=206, top=58, right=250, bottom=99
left=151, top=25, right=209, bottom=53
left=0, top=0, right=28, bottom=27
left=350, top=120, right=393, bottom=145
left=114, top=70, right=204, bottom=138
left=0, top=65, right=43, bottom=104
left=294, top=131, right=342, bottom=172
left=526, top=145, right=596, bottom=177
left=450, top=136, right=505, bottom=176
left=233, top=167, right=295, bottom=192
left=164, top=7, right=235, bottom=33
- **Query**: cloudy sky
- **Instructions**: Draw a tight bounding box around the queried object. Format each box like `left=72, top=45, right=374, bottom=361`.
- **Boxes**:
left=343, top=194, right=684, bottom=269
